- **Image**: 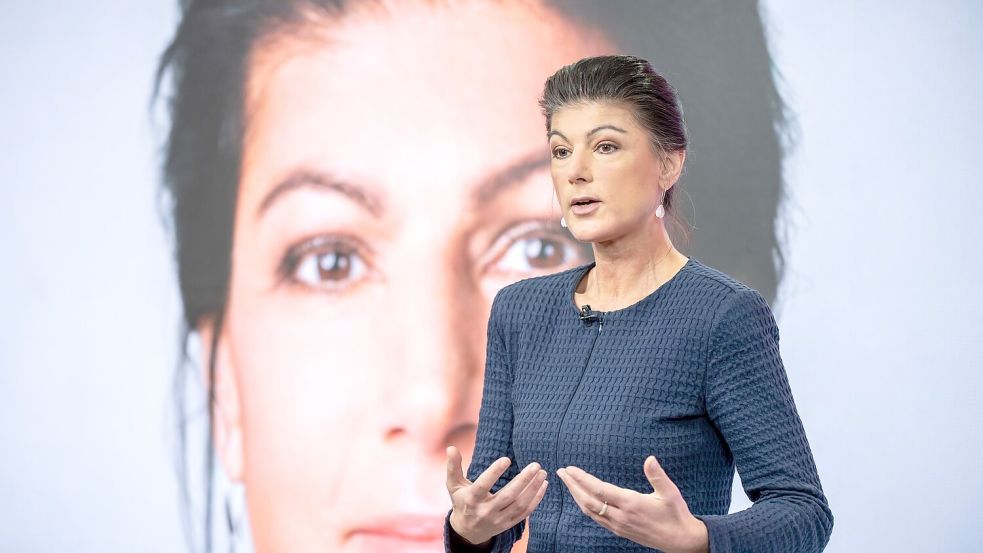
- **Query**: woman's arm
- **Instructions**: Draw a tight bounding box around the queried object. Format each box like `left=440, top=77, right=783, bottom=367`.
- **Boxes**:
left=695, top=288, right=834, bottom=553
left=444, top=288, right=526, bottom=553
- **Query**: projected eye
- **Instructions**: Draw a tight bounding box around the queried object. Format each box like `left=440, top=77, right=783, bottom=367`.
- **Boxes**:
left=487, top=221, right=589, bottom=276
left=279, top=235, right=370, bottom=291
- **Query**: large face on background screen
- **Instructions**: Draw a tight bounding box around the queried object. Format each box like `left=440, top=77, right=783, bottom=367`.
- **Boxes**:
left=206, top=1, right=612, bottom=551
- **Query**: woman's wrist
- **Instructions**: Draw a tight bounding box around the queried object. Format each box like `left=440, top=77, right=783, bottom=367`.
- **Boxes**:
left=448, top=510, right=494, bottom=551
left=670, top=514, right=709, bottom=553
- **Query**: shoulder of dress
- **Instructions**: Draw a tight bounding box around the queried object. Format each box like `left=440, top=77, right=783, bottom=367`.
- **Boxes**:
left=677, top=259, right=774, bottom=324
left=681, top=261, right=778, bottom=347
left=684, top=258, right=754, bottom=295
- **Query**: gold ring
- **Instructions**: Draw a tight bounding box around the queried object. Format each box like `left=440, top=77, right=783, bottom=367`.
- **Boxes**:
left=597, top=500, right=608, bottom=516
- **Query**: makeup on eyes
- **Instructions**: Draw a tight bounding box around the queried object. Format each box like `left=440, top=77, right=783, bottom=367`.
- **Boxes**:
left=276, top=233, right=372, bottom=292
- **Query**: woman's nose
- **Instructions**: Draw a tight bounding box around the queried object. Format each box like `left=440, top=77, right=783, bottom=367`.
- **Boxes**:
left=567, top=149, right=592, bottom=184
left=381, top=265, right=483, bottom=452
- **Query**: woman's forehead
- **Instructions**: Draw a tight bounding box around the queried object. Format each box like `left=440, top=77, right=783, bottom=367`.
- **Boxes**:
left=549, top=102, right=643, bottom=137
left=249, top=1, right=611, bottom=96
left=240, top=1, right=612, bottom=187
left=245, top=1, right=612, bottom=113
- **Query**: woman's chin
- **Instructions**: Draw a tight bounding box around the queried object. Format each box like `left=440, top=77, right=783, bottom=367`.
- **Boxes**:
left=567, top=223, right=613, bottom=245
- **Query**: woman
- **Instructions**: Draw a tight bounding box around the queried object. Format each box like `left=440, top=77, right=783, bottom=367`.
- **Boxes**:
left=154, top=1, right=791, bottom=551
left=443, top=56, right=832, bottom=553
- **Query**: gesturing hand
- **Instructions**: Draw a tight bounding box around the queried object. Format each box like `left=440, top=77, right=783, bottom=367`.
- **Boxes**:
left=556, top=455, right=709, bottom=553
left=445, top=446, right=549, bottom=546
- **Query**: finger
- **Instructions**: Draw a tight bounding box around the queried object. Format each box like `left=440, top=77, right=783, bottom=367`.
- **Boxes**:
left=490, top=462, right=543, bottom=508
left=561, top=465, right=634, bottom=506
left=445, top=446, right=468, bottom=490
left=557, top=468, right=605, bottom=516
left=470, top=456, right=512, bottom=496
left=510, top=478, right=550, bottom=528
left=644, top=455, right=681, bottom=499
left=500, top=469, right=549, bottom=523
left=528, top=477, right=550, bottom=512
left=502, top=466, right=548, bottom=515
left=558, top=469, right=622, bottom=534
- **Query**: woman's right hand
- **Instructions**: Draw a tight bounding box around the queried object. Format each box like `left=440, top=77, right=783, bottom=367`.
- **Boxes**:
left=445, top=446, right=549, bottom=546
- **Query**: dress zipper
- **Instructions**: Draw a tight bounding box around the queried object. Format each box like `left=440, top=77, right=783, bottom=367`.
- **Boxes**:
left=551, top=315, right=603, bottom=553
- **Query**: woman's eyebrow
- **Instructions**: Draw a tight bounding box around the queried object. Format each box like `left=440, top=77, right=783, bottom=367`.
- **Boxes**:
left=547, top=124, right=627, bottom=141
left=472, top=151, right=550, bottom=205
left=256, top=168, right=383, bottom=219
left=586, top=124, right=627, bottom=137
left=257, top=153, right=547, bottom=218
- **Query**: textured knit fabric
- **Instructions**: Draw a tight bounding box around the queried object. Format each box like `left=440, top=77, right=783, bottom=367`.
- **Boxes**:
left=443, top=257, right=833, bottom=553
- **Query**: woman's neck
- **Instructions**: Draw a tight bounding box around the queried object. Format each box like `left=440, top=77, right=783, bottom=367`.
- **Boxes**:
left=578, top=219, right=688, bottom=311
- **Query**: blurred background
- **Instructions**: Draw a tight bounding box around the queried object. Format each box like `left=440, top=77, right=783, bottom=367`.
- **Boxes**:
left=1, top=1, right=981, bottom=551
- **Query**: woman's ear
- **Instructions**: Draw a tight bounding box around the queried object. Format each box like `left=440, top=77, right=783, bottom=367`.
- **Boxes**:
left=198, top=316, right=245, bottom=482
left=660, top=148, right=687, bottom=190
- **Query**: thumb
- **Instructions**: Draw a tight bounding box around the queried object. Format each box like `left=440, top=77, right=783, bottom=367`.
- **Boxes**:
left=644, top=455, right=680, bottom=499
left=445, top=446, right=468, bottom=490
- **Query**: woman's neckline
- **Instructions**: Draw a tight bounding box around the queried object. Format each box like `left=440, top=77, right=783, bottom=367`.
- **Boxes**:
left=568, top=256, right=695, bottom=317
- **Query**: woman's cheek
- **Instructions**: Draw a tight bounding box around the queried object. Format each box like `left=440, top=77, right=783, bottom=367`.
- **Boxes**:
left=229, top=302, right=377, bottom=462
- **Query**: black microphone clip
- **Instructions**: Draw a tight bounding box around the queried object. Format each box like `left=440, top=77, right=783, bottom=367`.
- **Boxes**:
left=579, top=304, right=600, bottom=325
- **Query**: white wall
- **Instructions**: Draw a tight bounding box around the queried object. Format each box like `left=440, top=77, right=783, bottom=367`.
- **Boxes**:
left=762, top=1, right=983, bottom=550
left=0, top=1, right=186, bottom=551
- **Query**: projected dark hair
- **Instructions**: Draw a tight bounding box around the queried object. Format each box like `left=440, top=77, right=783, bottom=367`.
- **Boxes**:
left=154, top=1, right=790, bottom=551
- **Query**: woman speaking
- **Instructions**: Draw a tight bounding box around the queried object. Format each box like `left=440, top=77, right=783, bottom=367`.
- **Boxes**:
left=444, top=55, right=833, bottom=553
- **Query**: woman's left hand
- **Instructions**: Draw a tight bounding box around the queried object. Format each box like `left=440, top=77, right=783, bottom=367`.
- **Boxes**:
left=556, top=455, right=709, bottom=553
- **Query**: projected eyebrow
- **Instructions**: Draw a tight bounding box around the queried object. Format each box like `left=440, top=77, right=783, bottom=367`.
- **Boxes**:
left=257, top=170, right=383, bottom=218
left=472, top=151, right=550, bottom=204
left=257, top=152, right=550, bottom=219
left=547, top=124, right=628, bottom=141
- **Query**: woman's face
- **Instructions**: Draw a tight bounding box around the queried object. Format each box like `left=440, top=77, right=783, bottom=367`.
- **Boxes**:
left=208, top=2, right=611, bottom=552
left=548, top=101, right=679, bottom=244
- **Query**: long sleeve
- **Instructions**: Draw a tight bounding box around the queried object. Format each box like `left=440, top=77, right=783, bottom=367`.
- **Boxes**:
left=444, top=289, right=526, bottom=553
left=693, top=288, right=833, bottom=553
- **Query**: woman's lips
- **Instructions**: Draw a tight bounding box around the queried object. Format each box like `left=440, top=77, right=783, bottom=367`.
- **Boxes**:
left=570, top=200, right=601, bottom=216
left=348, top=514, right=446, bottom=551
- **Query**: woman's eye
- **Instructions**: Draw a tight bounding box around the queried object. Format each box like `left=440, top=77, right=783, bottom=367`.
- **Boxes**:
left=281, top=238, right=368, bottom=290
left=596, top=142, right=618, bottom=154
left=493, top=228, right=588, bottom=275
left=551, top=146, right=570, bottom=159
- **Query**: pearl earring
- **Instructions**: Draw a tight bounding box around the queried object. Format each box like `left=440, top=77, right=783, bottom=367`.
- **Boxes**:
left=655, top=184, right=666, bottom=219
left=560, top=216, right=567, bottom=228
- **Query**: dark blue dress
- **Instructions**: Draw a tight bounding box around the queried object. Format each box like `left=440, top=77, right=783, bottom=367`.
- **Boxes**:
left=444, top=258, right=832, bottom=553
